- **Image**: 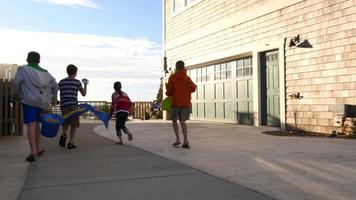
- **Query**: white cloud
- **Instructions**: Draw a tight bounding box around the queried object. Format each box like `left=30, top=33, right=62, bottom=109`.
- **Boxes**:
left=34, top=0, right=101, bottom=9
left=0, top=28, right=163, bottom=101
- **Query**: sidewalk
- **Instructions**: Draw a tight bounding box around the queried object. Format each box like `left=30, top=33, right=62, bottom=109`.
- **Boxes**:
left=0, top=134, right=29, bottom=200
left=2, top=121, right=273, bottom=200
left=96, top=120, right=356, bottom=200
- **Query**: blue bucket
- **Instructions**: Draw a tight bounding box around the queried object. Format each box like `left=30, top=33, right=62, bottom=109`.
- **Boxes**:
left=41, top=114, right=63, bottom=138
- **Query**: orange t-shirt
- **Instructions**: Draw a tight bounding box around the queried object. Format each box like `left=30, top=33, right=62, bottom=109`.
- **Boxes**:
left=166, top=70, right=197, bottom=107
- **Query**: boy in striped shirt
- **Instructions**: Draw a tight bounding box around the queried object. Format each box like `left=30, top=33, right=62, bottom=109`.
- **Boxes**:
left=58, top=64, right=87, bottom=149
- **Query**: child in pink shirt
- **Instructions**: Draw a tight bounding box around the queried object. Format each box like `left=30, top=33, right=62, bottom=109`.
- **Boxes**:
left=108, top=81, right=133, bottom=144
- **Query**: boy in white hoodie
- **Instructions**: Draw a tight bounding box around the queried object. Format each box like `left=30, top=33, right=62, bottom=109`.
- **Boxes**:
left=12, top=51, right=58, bottom=162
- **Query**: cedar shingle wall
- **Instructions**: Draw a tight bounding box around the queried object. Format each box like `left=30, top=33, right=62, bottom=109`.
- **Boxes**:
left=164, top=0, right=356, bottom=133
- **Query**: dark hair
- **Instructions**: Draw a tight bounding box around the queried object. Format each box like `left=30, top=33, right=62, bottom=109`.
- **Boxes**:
left=175, top=60, right=185, bottom=71
left=27, top=51, right=40, bottom=64
left=67, top=64, right=77, bottom=76
left=114, top=81, right=122, bottom=95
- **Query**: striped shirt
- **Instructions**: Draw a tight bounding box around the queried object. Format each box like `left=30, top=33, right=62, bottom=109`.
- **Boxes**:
left=58, top=78, right=83, bottom=108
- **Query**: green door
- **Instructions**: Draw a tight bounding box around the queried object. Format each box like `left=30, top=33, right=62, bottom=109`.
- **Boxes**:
left=261, top=50, right=280, bottom=126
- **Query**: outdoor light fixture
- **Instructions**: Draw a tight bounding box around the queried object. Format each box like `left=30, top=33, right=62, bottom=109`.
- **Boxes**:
left=289, top=35, right=313, bottom=48
left=289, top=35, right=300, bottom=47
left=296, top=39, right=313, bottom=48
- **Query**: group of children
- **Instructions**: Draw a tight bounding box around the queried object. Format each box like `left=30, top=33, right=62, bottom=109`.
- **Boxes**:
left=13, top=51, right=196, bottom=162
left=12, top=51, right=134, bottom=162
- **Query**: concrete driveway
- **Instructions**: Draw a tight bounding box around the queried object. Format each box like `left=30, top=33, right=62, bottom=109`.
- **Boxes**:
left=1, top=121, right=273, bottom=200
left=96, top=120, right=356, bottom=200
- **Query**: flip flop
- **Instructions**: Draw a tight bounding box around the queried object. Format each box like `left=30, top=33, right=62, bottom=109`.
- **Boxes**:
left=172, top=142, right=181, bottom=146
left=38, top=150, right=45, bottom=156
left=128, top=133, right=133, bottom=141
left=25, top=155, right=36, bottom=162
left=182, top=144, right=190, bottom=149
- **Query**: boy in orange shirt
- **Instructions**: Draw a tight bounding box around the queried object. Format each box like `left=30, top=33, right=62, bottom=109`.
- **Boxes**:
left=166, top=60, right=197, bottom=148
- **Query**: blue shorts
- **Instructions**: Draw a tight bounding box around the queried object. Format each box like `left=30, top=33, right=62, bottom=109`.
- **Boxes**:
left=23, top=104, right=42, bottom=124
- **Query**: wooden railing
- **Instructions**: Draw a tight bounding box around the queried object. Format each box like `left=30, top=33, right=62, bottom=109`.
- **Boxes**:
left=132, top=101, right=152, bottom=120
left=0, top=79, right=23, bottom=136
left=51, top=101, right=110, bottom=119
left=51, top=101, right=155, bottom=120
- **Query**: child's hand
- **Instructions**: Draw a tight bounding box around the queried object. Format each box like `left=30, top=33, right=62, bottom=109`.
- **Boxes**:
left=51, top=99, right=59, bottom=105
left=82, top=78, right=89, bottom=85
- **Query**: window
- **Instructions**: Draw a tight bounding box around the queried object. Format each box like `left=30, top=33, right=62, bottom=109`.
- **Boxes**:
left=173, top=0, right=186, bottom=12
left=195, top=66, right=209, bottom=83
left=236, top=57, right=252, bottom=78
left=214, top=62, right=232, bottom=80
left=173, top=0, right=201, bottom=13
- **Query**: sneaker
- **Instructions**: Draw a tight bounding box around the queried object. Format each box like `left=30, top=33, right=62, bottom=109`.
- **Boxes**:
left=67, top=143, right=77, bottom=149
left=59, top=135, right=67, bottom=147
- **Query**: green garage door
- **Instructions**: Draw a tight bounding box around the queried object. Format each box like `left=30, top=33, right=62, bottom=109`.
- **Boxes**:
left=235, top=57, right=253, bottom=125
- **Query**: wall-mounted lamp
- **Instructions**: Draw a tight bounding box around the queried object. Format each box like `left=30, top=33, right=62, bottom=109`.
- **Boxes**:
left=289, top=92, right=303, bottom=99
left=289, top=35, right=313, bottom=48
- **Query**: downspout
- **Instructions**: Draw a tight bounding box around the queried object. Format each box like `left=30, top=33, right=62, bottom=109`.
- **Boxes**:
left=283, top=37, right=287, bottom=130
left=162, top=0, right=167, bottom=74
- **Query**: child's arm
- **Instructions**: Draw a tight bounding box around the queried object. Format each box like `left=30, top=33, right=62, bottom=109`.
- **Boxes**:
left=166, top=75, right=173, bottom=96
left=188, top=77, right=197, bottom=93
left=11, top=67, right=23, bottom=101
left=79, top=81, right=87, bottom=97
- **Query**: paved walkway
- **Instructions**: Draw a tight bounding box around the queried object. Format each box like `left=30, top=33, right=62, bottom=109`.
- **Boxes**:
left=1, top=121, right=273, bottom=200
left=96, top=120, right=356, bottom=200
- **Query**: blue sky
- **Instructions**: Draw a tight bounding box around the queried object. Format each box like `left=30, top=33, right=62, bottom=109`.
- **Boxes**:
left=0, top=0, right=162, bottom=43
left=0, top=0, right=163, bottom=101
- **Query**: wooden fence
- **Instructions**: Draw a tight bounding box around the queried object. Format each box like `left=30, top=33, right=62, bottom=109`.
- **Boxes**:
left=0, top=64, right=18, bottom=80
left=132, top=101, right=152, bottom=120
left=0, top=79, right=23, bottom=136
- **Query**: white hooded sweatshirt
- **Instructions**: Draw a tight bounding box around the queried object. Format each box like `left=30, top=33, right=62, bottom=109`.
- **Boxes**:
left=12, top=65, right=58, bottom=109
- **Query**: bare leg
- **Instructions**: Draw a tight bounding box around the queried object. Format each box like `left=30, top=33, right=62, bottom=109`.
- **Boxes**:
left=35, top=122, right=42, bottom=152
left=27, top=122, right=38, bottom=156
left=123, top=127, right=133, bottom=141
left=68, top=127, right=76, bottom=144
left=172, top=119, right=180, bottom=143
left=61, top=124, right=69, bottom=136
left=116, top=135, right=123, bottom=144
left=179, top=120, right=188, bottom=145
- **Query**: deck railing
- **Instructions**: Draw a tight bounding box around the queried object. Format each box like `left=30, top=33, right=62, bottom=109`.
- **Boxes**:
left=51, top=101, right=156, bottom=120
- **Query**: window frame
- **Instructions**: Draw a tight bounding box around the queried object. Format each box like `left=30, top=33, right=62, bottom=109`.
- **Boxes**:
left=172, top=0, right=203, bottom=15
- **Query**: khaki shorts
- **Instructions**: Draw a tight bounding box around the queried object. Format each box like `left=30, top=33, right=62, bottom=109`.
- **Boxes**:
left=171, top=107, right=191, bottom=121
left=61, top=105, right=80, bottom=128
